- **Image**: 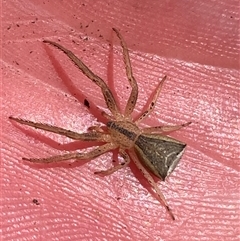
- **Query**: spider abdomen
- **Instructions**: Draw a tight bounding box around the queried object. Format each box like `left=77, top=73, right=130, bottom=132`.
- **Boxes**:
left=134, top=134, right=186, bottom=180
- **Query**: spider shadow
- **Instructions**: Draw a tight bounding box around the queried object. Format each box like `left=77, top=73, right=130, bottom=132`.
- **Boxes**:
left=105, top=32, right=121, bottom=112
left=43, top=42, right=108, bottom=124
left=127, top=156, right=171, bottom=209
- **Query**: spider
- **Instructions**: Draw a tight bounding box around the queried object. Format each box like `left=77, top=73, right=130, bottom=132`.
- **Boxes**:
left=9, top=28, right=191, bottom=220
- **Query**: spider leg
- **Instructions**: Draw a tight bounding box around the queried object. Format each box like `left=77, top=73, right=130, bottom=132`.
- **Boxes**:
left=113, top=28, right=138, bottom=118
left=135, top=75, right=167, bottom=124
left=23, top=142, right=117, bottom=163
left=143, top=122, right=192, bottom=134
left=129, top=150, right=175, bottom=220
left=43, top=40, right=120, bottom=119
left=9, top=117, right=111, bottom=142
left=94, top=149, right=130, bottom=176
left=87, top=125, right=105, bottom=133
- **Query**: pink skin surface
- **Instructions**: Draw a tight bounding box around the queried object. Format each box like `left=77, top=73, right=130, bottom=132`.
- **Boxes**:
left=2, top=0, right=239, bottom=240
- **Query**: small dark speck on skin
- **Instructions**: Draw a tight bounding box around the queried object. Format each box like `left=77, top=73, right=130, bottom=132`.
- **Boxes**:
left=16, top=24, right=20, bottom=27
left=84, top=99, right=90, bottom=108
left=32, top=199, right=40, bottom=205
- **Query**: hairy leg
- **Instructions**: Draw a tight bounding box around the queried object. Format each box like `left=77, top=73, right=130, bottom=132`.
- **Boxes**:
left=23, top=142, right=117, bottom=163
left=94, top=149, right=130, bottom=176
left=9, top=116, right=111, bottom=142
left=113, top=28, right=138, bottom=118
left=135, top=75, right=167, bottom=124
left=43, top=40, right=120, bottom=119
left=129, top=150, right=175, bottom=220
left=143, top=121, right=192, bottom=134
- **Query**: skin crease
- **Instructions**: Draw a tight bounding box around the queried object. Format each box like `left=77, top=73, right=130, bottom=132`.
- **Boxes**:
left=2, top=0, right=239, bottom=241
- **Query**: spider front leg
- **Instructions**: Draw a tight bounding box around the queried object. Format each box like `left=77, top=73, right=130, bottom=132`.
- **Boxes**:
left=43, top=40, right=121, bottom=119
left=129, top=150, right=175, bottom=220
left=113, top=28, right=138, bottom=118
left=94, top=149, right=130, bottom=176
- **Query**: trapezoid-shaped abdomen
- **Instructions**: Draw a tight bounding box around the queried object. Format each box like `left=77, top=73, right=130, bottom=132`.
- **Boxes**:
left=134, top=134, right=186, bottom=180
